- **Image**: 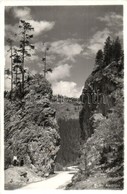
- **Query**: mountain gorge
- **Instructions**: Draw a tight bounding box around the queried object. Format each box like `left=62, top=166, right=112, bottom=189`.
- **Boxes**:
left=4, top=35, right=124, bottom=190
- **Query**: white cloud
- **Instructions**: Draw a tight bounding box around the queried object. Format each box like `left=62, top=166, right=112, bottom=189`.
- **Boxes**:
left=47, top=64, right=72, bottom=82
left=27, top=20, right=55, bottom=36
left=46, top=55, right=56, bottom=65
left=98, top=12, right=123, bottom=40
left=115, top=30, right=123, bottom=40
left=47, top=63, right=81, bottom=97
left=87, top=28, right=110, bottom=54
left=50, top=39, right=83, bottom=61
left=5, top=24, right=19, bottom=40
left=6, top=7, right=55, bottom=39
left=25, top=48, right=39, bottom=62
left=5, top=45, right=11, bottom=69
left=83, top=28, right=110, bottom=57
left=5, top=45, right=20, bottom=69
left=5, top=20, right=55, bottom=38
left=5, top=44, right=23, bottom=69
left=98, top=12, right=123, bottom=28
left=13, top=7, right=32, bottom=19
left=52, top=81, right=81, bottom=98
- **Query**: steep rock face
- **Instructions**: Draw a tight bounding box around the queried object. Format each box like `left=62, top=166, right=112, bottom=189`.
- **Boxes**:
left=67, top=61, right=124, bottom=189
left=79, top=61, right=123, bottom=141
left=4, top=74, right=60, bottom=177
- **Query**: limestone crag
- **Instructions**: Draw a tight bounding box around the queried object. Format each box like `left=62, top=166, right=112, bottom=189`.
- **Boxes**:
left=79, top=61, right=123, bottom=141
left=67, top=60, right=124, bottom=189
left=5, top=74, right=60, bottom=177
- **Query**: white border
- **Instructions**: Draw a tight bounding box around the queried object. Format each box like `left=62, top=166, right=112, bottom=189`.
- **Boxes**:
left=2, top=0, right=127, bottom=6
left=0, top=0, right=5, bottom=193
left=0, top=0, right=127, bottom=194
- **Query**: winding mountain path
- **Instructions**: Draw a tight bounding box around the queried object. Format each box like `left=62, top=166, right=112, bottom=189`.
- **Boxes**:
left=20, top=166, right=78, bottom=190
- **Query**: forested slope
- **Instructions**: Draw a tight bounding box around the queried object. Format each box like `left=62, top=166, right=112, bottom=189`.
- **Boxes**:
left=51, top=98, right=82, bottom=166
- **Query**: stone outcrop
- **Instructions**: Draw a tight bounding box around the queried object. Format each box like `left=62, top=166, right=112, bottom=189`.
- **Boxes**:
left=79, top=61, right=123, bottom=141
left=67, top=60, right=124, bottom=189
left=4, top=74, right=60, bottom=177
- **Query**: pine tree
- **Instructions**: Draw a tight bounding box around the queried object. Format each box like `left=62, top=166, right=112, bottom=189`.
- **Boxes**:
left=95, top=49, right=103, bottom=67
left=112, top=36, right=122, bottom=63
left=103, top=36, right=112, bottom=66
left=10, top=48, right=22, bottom=87
left=120, top=50, right=124, bottom=64
left=18, top=20, right=34, bottom=93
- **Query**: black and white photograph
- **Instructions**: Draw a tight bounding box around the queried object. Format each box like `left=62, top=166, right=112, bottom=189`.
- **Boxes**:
left=1, top=0, right=125, bottom=191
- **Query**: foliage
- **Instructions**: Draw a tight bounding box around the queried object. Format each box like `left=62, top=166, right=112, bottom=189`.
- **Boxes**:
left=4, top=146, right=13, bottom=169
left=54, top=162, right=63, bottom=171
left=112, top=36, right=122, bottom=62
left=84, top=93, right=124, bottom=188
left=95, top=49, right=103, bottom=66
left=69, top=90, right=124, bottom=189
left=103, top=36, right=113, bottom=66
left=95, top=36, right=123, bottom=69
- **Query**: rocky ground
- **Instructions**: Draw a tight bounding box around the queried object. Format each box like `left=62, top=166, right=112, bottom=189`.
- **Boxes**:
left=5, top=166, right=44, bottom=190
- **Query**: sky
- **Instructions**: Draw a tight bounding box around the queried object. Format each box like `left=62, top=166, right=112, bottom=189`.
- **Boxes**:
left=5, top=5, right=123, bottom=97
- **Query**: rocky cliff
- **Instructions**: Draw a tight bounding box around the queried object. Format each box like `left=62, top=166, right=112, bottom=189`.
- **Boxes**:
left=67, top=60, right=124, bottom=189
left=80, top=61, right=123, bottom=141
left=4, top=74, right=60, bottom=177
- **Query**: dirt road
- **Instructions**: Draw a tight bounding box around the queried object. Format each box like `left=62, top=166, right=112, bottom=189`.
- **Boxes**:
left=19, top=167, right=78, bottom=190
